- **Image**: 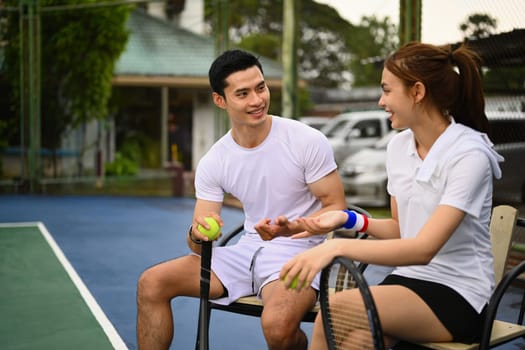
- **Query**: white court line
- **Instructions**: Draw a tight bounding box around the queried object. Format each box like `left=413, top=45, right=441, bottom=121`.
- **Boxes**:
left=0, top=222, right=128, bottom=350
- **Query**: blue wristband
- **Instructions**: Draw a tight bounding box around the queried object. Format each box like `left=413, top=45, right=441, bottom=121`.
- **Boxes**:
left=342, top=210, right=357, bottom=229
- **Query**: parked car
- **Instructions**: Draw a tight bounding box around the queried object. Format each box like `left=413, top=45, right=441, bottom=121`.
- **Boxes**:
left=298, top=116, right=331, bottom=131
left=339, top=130, right=398, bottom=207
left=340, top=111, right=525, bottom=208
left=321, top=110, right=392, bottom=164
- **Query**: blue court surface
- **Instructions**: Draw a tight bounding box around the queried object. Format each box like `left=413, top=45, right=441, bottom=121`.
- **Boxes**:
left=0, top=195, right=523, bottom=350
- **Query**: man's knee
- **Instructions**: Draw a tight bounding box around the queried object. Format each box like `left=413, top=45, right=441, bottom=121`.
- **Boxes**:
left=137, top=267, right=169, bottom=303
left=261, top=313, right=307, bottom=350
left=261, top=309, right=301, bottom=342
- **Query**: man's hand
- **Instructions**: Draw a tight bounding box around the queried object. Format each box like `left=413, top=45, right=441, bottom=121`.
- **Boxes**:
left=254, top=216, right=302, bottom=240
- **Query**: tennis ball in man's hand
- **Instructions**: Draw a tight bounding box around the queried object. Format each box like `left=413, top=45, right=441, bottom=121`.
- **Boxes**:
left=197, top=217, right=221, bottom=240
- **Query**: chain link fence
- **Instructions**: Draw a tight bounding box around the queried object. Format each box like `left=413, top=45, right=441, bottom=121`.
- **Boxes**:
left=1, top=0, right=524, bottom=201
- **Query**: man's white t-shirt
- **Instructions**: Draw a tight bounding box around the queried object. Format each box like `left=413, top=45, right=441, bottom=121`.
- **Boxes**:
left=195, top=115, right=337, bottom=244
left=386, top=122, right=503, bottom=312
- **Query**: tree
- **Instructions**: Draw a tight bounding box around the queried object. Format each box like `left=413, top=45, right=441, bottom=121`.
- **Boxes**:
left=1, top=0, right=131, bottom=176
left=203, top=0, right=397, bottom=89
left=459, top=13, right=524, bottom=96
left=460, top=13, right=497, bottom=40
left=348, top=15, right=398, bottom=87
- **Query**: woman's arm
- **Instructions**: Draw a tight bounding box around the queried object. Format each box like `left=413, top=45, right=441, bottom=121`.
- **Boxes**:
left=280, top=204, right=465, bottom=290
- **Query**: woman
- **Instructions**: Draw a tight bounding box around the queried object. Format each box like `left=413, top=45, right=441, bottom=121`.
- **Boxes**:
left=278, top=42, right=504, bottom=349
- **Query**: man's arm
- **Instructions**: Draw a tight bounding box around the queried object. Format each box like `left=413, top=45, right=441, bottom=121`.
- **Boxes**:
left=305, top=169, right=347, bottom=216
left=187, top=199, right=223, bottom=254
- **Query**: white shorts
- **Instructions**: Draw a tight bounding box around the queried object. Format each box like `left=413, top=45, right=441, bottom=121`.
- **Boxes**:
left=206, top=232, right=323, bottom=305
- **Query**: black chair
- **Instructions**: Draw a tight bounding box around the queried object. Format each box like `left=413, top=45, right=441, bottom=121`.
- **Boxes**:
left=395, top=206, right=525, bottom=350
left=195, top=205, right=371, bottom=350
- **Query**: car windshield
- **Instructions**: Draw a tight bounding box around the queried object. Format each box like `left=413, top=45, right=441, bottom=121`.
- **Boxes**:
left=323, top=119, right=350, bottom=138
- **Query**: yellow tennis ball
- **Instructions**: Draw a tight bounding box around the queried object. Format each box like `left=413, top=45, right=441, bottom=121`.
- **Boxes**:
left=290, top=275, right=300, bottom=289
left=282, top=275, right=301, bottom=289
left=197, top=217, right=220, bottom=240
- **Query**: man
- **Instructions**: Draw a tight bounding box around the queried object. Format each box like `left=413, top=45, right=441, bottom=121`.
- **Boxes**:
left=136, top=49, right=346, bottom=349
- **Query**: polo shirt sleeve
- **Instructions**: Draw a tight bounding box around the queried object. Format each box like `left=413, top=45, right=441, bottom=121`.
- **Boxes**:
left=440, top=150, right=492, bottom=219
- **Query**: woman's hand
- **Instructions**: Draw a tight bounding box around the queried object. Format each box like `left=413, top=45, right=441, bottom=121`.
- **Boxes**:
left=280, top=240, right=338, bottom=291
left=290, top=210, right=348, bottom=238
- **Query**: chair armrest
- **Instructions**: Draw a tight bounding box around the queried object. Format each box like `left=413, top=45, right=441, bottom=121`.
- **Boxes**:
left=347, top=204, right=372, bottom=218
left=217, top=224, right=245, bottom=247
left=516, top=217, right=525, bottom=325
left=479, top=260, right=525, bottom=350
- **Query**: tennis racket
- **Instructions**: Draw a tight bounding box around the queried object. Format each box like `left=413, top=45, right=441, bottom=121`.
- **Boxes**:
left=196, top=241, right=212, bottom=350
left=320, top=256, right=384, bottom=350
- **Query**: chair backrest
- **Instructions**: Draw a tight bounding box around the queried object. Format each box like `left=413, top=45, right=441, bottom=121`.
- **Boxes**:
left=490, top=205, right=518, bottom=284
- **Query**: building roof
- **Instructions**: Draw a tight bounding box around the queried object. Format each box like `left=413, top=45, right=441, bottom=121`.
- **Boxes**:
left=452, top=29, right=525, bottom=68
left=113, top=9, right=283, bottom=88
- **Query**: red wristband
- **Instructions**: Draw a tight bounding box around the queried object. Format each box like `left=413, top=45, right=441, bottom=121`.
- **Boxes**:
left=360, top=214, right=369, bottom=233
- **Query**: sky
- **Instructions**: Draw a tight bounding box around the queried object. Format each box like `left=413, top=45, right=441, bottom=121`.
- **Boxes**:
left=315, top=0, right=525, bottom=45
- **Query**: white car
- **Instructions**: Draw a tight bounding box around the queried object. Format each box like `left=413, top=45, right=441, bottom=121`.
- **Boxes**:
left=341, top=111, right=525, bottom=207
left=298, top=116, right=331, bottom=131
left=339, top=130, right=399, bottom=207
left=321, top=110, right=392, bottom=165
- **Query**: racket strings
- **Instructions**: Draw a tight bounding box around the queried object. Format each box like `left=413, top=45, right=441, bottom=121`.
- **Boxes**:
left=328, top=298, right=374, bottom=349
left=335, top=266, right=357, bottom=291
left=326, top=262, right=377, bottom=350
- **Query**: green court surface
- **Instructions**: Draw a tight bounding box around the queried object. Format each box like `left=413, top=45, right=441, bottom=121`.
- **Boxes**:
left=0, top=223, right=127, bottom=350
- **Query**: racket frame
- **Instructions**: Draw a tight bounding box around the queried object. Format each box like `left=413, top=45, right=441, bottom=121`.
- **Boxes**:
left=319, top=256, right=385, bottom=350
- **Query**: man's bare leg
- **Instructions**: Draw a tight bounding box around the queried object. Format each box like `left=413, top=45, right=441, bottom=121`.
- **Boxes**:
left=260, top=280, right=317, bottom=350
left=136, top=255, right=225, bottom=350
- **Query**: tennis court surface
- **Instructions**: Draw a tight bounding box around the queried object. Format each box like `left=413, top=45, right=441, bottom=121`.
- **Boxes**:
left=0, top=195, right=261, bottom=349
left=0, top=222, right=125, bottom=349
left=0, top=195, right=523, bottom=349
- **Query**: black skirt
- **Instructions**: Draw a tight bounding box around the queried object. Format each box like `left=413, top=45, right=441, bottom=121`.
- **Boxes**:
left=380, top=274, right=486, bottom=343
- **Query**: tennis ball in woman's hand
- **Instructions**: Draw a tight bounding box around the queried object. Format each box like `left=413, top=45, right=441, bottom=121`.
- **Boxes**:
left=197, top=217, right=220, bottom=240
left=283, top=275, right=300, bottom=289
left=290, top=275, right=300, bottom=289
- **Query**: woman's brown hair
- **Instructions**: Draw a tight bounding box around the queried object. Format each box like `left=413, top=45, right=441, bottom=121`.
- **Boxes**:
left=384, top=42, right=490, bottom=134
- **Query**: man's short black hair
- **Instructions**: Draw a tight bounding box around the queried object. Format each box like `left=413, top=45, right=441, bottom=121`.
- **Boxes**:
left=208, top=49, right=264, bottom=97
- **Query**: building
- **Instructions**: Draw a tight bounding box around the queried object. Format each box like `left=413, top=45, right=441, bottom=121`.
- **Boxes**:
left=1, top=2, right=284, bottom=190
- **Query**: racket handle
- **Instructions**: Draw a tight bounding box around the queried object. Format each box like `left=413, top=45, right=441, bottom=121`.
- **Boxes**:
left=200, top=241, right=212, bottom=297
left=197, top=241, right=213, bottom=350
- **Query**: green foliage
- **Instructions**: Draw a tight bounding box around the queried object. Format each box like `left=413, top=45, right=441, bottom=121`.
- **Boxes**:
left=237, top=33, right=280, bottom=60
left=459, top=13, right=524, bottom=95
left=204, top=0, right=398, bottom=89
left=460, top=13, right=497, bottom=39
left=105, top=137, right=141, bottom=176
left=348, top=16, right=398, bottom=87
left=134, top=135, right=160, bottom=168
left=0, top=118, right=7, bottom=177
left=105, top=152, right=139, bottom=176
left=104, top=131, right=162, bottom=176
left=1, top=0, right=132, bottom=152
left=119, top=137, right=142, bottom=163
left=484, top=66, right=525, bottom=94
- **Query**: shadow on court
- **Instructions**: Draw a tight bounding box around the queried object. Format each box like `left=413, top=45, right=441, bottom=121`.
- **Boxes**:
left=0, top=195, right=523, bottom=349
